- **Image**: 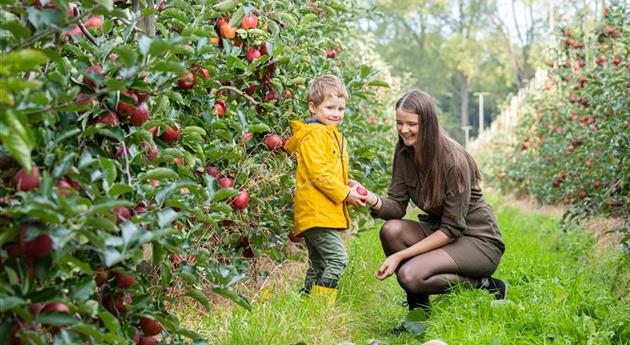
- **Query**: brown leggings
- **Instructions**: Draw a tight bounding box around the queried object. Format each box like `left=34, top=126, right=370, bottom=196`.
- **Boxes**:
left=380, top=219, right=483, bottom=295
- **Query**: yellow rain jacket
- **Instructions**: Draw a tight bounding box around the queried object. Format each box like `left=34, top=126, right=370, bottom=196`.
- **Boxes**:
left=285, top=120, right=350, bottom=236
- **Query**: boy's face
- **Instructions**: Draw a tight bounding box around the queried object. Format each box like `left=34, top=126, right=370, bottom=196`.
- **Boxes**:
left=308, top=94, right=346, bottom=126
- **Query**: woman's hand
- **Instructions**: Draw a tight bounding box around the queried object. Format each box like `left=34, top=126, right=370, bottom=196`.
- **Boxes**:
left=375, top=253, right=402, bottom=281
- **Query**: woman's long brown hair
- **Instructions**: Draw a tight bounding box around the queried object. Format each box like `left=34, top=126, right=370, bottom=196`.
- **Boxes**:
left=396, top=90, right=481, bottom=210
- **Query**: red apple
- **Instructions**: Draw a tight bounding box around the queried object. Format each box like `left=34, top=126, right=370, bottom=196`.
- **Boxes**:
left=260, top=42, right=271, bottom=55
left=241, top=14, right=258, bottom=29
left=24, top=234, right=53, bottom=258
left=34, top=0, right=58, bottom=9
left=143, top=142, right=159, bottom=162
left=85, top=16, right=103, bottom=29
left=114, top=146, right=128, bottom=160
left=113, top=271, right=135, bottom=288
left=578, top=190, right=587, bottom=199
left=178, top=72, right=196, bottom=89
left=173, top=157, right=184, bottom=166
left=55, top=178, right=74, bottom=195
left=150, top=179, right=160, bottom=187
left=217, top=177, right=234, bottom=188
left=29, top=303, right=44, bottom=318
left=76, top=93, right=95, bottom=105
left=240, top=132, right=253, bottom=141
left=138, top=336, right=157, bottom=345
left=264, top=91, right=279, bottom=103
left=109, top=53, right=118, bottom=61
left=326, top=49, right=336, bottom=58
left=356, top=186, right=368, bottom=196
left=231, top=189, right=249, bottom=210
left=283, top=90, right=293, bottom=99
left=139, top=317, right=163, bottom=336
left=97, top=112, right=120, bottom=126
left=128, top=103, right=149, bottom=126
left=13, top=167, right=41, bottom=192
left=214, top=100, right=226, bottom=117
left=264, top=134, right=283, bottom=151
left=204, top=166, right=221, bottom=177
left=41, top=303, right=69, bottom=314
left=95, top=266, right=108, bottom=287
left=133, top=90, right=150, bottom=103
left=246, top=47, right=262, bottom=63
left=160, top=125, right=181, bottom=143
left=217, top=18, right=236, bottom=39
left=113, top=207, right=132, bottom=225
left=83, top=65, right=103, bottom=89
left=244, top=82, right=257, bottom=96
left=593, top=180, right=603, bottom=189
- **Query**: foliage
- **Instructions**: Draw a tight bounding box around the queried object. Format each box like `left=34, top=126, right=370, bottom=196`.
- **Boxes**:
left=0, top=0, right=396, bottom=343
left=474, top=2, right=629, bottom=247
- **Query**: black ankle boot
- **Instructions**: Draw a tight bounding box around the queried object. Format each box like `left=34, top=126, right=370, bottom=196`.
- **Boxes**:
left=480, top=277, right=509, bottom=300
left=406, top=293, right=430, bottom=311
left=392, top=294, right=431, bottom=334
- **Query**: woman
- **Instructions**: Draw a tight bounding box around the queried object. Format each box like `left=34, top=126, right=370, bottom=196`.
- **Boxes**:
left=365, top=90, right=507, bottom=321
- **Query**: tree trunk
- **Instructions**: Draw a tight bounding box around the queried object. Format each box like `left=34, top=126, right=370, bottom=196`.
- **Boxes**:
left=460, top=72, right=469, bottom=127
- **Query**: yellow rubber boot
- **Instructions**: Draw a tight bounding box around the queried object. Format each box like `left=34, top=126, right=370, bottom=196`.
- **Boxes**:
left=311, top=284, right=338, bottom=305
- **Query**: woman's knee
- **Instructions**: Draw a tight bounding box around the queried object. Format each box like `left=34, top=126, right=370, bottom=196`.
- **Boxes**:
left=397, top=265, right=427, bottom=292
left=379, top=220, right=407, bottom=242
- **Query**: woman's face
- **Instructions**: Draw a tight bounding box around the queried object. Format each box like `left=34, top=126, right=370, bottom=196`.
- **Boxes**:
left=396, top=108, right=420, bottom=146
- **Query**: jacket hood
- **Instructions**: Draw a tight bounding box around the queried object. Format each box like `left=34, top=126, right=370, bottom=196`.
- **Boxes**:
left=285, top=120, right=336, bottom=154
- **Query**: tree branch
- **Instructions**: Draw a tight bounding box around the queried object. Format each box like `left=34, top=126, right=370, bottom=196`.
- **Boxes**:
left=218, top=86, right=259, bottom=105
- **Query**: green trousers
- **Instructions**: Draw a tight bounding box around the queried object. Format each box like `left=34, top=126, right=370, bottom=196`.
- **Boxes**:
left=302, top=227, right=348, bottom=291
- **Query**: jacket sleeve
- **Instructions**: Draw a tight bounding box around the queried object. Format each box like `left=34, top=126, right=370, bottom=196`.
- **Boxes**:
left=299, top=130, right=349, bottom=204
left=371, top=150, right=410, bottom=220
left=439, top=160, right=472, bottom=238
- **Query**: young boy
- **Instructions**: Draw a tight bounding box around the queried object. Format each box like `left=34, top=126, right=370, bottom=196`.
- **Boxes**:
left=284, top=75, right=368, bottom=303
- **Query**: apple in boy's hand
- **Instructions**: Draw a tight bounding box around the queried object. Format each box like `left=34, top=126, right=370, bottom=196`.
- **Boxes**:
left=357, top=186, right=368, bottom=196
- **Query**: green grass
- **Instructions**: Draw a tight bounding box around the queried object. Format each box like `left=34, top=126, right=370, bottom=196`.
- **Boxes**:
left=177, top=193, right=630, bottom=344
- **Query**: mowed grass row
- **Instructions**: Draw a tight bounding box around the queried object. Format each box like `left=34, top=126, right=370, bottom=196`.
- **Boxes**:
left=176, top=194, right=630, bottom=344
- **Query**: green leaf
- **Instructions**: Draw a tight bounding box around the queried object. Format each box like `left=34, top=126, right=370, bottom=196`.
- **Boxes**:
left=400, top=309, right=428, bottom=336
left=71, top=280, right=96, bottom=302
left=0, top=20, right=31, bottom=40
left=150, top=39, right=172, bottom=57
left=184, top=289, right=211, bottom=311
left=94, top=0, right=114, bottom=11
left=0, top=296, right=27, bottom=312
left=158, top=208, right=178, bottom=228
left=298, top=13, right=318, bottom=26
left=367, top=80, right=390, bottom=88
left=248, top=123, right=271, bottom=134
left=103, top=248, right=123, bottom=267
left=98, top=310, right=120, bottom=334
left=69, top=323, right=105, bottom=341
left=86, top=200, right=134, bottom=216
left=38, top=313, right=78, bottom=326
left=108, top=183, right=134, bottom=197
left=140, top=168, right=179, bottom=181
left=212, top=287, right=251, bottom=311
left=114, top=45, right=138, bottom=67
left=0, top=111, right=32, bottom=171
left=213, top=0, right=238, bottom=12
left=153, top=61, right=187, bottom=74
left=213, top=188, right=239, bottom=202
left=0, top=49, right=48, bottom=75
left=229, top=7, right=245, bottom=27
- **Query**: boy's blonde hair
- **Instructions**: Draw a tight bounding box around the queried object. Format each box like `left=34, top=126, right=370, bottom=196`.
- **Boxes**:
left=307, top=75, right=348, bottom=106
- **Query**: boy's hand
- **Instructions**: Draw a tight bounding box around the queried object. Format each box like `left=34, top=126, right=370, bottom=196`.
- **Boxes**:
left=346, top=185, right=368, bottom=208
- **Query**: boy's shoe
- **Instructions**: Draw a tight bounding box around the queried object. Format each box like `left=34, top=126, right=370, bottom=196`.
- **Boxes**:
left=311, top=281, right=338, bottom=305
left=481, top=277, right=508, bottom=300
